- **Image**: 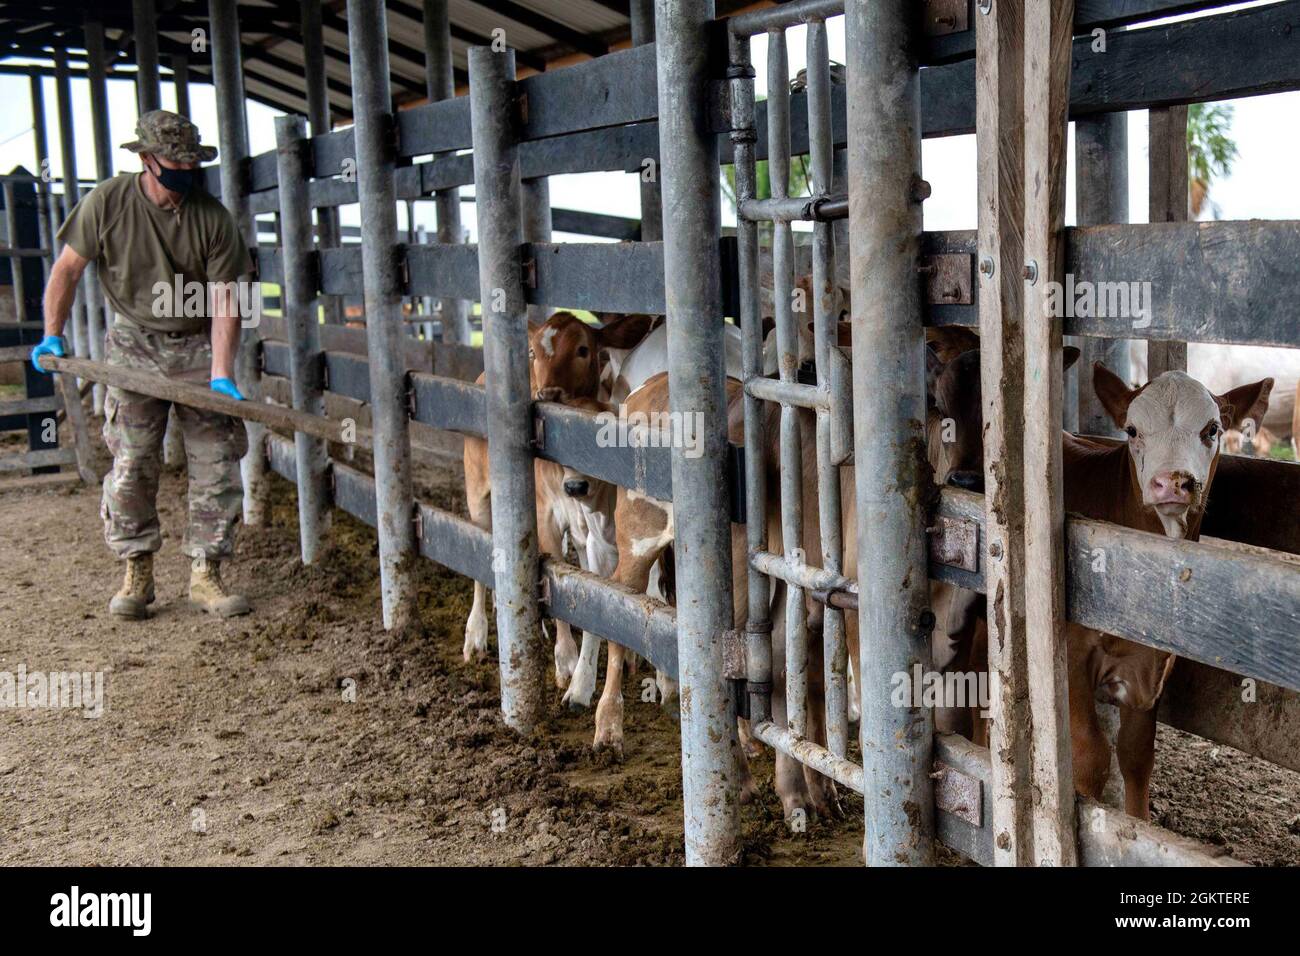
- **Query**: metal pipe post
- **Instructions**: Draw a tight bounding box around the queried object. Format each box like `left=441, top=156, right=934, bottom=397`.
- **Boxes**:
left=424, top=0, right=471, bottom=344
left=630, top=0, right=662, bottom=241
left=728, top=32, right=773, bottom=731
left=85, top=15, right=115, bottom=413
left=468, top=46, right=547, bottom=731
left=28, top=77, right=54, bottom=284
left=347, top=0, right=418, bottom=631
left=210, top=0, right=268, bottom=525
left=806, top=17, right=847, bottom=758
left=846, top=0, right=934, bottom=866
left=655, top=0, right=741, bottom=866
left=133, top=0, right=161, bottom=114
left=53, top=52, right=89, bottom=366
left=172, top=54, right=191, bottom=117
left=275, top=115, right=331, bottom=564
left=302, top=0, right=345, bottom=327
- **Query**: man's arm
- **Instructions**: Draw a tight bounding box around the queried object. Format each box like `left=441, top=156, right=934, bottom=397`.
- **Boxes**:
left=209, top=282, right=244, bottom=399
left=43, top=244, right=90, bottom=338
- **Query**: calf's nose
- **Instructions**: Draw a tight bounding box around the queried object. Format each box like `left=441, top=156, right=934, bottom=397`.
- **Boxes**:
left=563, top=478, right=589, bottom=498
left=535, top=386, right=566, bottom=402
left=1149, top=470, right=1194, bottom=504
left=947, top=470, right=984, bottom=493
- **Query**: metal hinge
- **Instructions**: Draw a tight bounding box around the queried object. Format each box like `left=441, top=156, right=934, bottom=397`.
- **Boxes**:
left=924, top=0, right=970, bottom=37
left=396, top=244, right=411, bottom=294
left=918, top=253, right=974, bottom=305
left=933, top=761, right=983, bottom=826
left=927, top=515, right=980, bottom=573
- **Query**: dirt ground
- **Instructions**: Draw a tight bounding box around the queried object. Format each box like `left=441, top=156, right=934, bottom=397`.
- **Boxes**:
left=0, top=429, right=1296, bottom=866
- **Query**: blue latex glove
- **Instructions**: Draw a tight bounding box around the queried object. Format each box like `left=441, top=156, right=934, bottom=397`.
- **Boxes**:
left=30, top=335, right=65, bottom=373
left=210, top=377, right=245, bottom=401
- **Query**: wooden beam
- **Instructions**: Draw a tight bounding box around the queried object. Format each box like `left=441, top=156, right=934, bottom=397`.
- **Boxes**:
left=975, top=0, right=1033, bottom=868
left=1021, top=0, right=1078, bottom=867
left=0, top=446, right=76, bottom=471
left=43, top=356, right=374, bottom=450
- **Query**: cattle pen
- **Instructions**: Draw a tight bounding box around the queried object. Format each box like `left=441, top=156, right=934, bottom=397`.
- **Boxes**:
left=0, top=0, right=1297, bottom=871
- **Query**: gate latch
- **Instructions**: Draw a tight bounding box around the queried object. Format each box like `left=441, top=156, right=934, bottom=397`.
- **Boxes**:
left=927, top=515, right=979, bottom=573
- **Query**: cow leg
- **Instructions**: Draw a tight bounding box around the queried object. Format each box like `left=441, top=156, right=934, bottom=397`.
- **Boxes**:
left=564, top=510, right=619, bottom=710
left=463, top=445, right=493, bottom=662
left=1068, top=639, right=1111, bottom=803
left=593, top=548, right=658, bottom=756
left=800, top=620, right=841, bottom=818
left=1116, top=704, right=1158, bottom=821
left=539, top=515, right=579, bottom=689
left=647, top=559, right=678, bottom=709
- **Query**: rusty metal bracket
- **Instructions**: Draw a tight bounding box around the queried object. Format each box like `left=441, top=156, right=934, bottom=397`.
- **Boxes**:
left=933, top=760, right=983, bottom=827
left=919, top=253, right=973, bottom=305
left=924, top=0, right=970, bottom=37
left=927, top=514, right=980, bottom=572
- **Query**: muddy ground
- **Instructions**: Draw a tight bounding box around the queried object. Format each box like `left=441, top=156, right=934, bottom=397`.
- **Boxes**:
left=0, top=428, right=1296, bottom=866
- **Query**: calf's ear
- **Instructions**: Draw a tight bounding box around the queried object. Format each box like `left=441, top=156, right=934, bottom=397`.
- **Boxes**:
left=595, top=312, right=658, bottom=350
left=1215, top=378, right=1274, bottom=431
left=1093, top=361, right=1137, bottom=429
left=925, top=345, right=945, bottom=401
left=1062, top=346, right=1081, bottom=371
left=925, top=326, right=980, bottom=364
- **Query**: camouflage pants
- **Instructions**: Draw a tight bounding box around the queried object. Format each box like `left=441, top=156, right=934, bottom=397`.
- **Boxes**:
left=101, top=318, right=248, bottom=559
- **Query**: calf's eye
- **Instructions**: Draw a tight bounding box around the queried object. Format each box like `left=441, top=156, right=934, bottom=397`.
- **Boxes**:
left=1202, top=421, right=1220, bottom=444
left=577, top=345, right=590, bottom=358
left=1125, top=425, right=1137, bottom=438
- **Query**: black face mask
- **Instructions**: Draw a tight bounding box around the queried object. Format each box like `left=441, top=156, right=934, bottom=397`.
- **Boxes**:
left=149, top=160, right=199, bottom=195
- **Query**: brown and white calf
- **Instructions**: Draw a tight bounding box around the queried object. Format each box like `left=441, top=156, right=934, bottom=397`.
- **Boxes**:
left=1062, top=364, right=1271, bottom=819
left=461, top=311, right=656, bottom=687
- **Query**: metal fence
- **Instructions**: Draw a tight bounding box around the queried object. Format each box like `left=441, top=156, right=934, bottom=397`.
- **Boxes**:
left=8, top=0, right=1300, bottom=866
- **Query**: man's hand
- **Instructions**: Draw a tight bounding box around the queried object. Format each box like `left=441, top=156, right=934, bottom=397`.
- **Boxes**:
left=30, top=335, right=66, bottom=373
left=210, top=377, right=245, bottom=401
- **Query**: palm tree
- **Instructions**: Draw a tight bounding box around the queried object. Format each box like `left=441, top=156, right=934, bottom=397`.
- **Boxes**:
left=1187, top=102, right=1238, bottom=219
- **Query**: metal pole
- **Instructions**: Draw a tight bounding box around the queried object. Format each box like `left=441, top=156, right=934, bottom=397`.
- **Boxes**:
left=468, top=46, right=546, bottom=731
left=53, top=52, right=88, bottom=368
left=29, top=77, right=54, bottom=284
left=630, top=0, right=662, bottom=242
left=274, top=114, right=331, bottom=565
left=210, top=0, right=268, bottom=526
left=655, top=0, right=741, bottom=866
left=521, top=177, right=552, bottom=325
left=347, top=0, right=418, bottom=631
left=3, top=182, right=28, bottom=324
left=424, top=0, right=471, bottom=344
left=172, top=54, right=191, bottom=117
left=133, top=0, right=161, bottom=114
left=86, top=15, right=115, bottom=413
left=301, top=0, right=345, bottom=327
left=846, top=0, right=934, bottom=866
left=807, top=17, right=847, bottom=758
left=1074, top=112, right=1130, bottom=437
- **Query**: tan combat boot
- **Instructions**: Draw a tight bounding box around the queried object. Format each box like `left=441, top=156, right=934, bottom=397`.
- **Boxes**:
left=110, top=554, right=156, bottom=619
left=189, top=555, right=251, bottom=618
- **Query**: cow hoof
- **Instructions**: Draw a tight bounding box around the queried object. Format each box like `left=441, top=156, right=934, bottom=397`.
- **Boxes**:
left=806, top=775, right=842, bottom=820
left=592, top=733, right=624, bottom=760
left=561, top=684, right=592, bottom=712
left=463, top=615, right=489, bottom=662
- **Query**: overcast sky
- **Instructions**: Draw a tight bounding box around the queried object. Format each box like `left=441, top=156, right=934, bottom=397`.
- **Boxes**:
left=1, top=2, right=1296, bottom=242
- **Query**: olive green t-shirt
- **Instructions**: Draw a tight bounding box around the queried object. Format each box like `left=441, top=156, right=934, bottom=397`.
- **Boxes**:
left=56, top=172, right=253, bottom=334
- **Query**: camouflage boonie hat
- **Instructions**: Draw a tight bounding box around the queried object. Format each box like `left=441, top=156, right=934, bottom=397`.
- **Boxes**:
left=120, top=110, right=218, bottom=163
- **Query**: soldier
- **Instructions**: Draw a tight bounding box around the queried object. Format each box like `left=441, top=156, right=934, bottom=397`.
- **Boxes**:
left=32, top=110, right=255, bottom=619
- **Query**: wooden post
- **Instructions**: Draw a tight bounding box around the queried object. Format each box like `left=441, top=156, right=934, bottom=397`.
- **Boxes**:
left=975, top=0, right=1033, bottom=867
left=1021, top=0, right=1078, bottom=867
left=1147, top=105, right=1189, bottom=378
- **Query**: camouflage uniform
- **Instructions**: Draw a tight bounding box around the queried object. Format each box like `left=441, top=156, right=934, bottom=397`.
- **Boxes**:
left=101, top=318, right=248, bottom=559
